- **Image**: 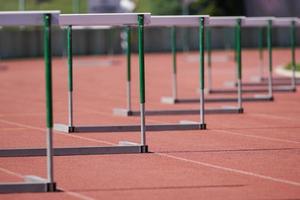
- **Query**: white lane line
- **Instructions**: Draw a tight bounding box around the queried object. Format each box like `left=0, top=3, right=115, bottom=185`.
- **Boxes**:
left=248, top=113, right=299, bottom=122
left=0, top=119, right=114, bottom=146
left=157, top=153, right=300, bottom=187
left=0, top=166, right=95, bottom=200
left=215, top=129, right=300, bottom=144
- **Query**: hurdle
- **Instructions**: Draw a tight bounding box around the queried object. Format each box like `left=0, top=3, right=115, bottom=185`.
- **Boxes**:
left=142, top=17, right=243, bottom=113
left=212, top=17, right=298, bottom=94
left=1, top=13, right=149, bottom=180
left=238, top=18, right=300, bottom=87
left=113, top=16, right=242, bottom=117
left=54, top=14, right=206, bottom=133
left=0, top=11, right=60, bottom=193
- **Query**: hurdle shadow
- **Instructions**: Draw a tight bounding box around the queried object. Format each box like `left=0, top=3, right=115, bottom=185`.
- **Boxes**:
left=70, top=184, right=245, bottom=193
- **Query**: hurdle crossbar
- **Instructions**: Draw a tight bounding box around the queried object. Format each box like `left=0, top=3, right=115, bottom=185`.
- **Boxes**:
left=0, top=11, right=60, bottom=193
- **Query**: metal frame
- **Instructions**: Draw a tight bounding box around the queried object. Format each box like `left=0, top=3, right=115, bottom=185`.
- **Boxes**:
left=154, top=17, right=244, bottom=113
left=57, top=15, right=207, bottom=133
left=0, top=11, right=60, bottom=194
left=224, top=18, right=299, bottom=92
left=55, top=14, right=206, bottom=135
left=249, top=18, right=300, bottom=87
left=114, top=15, right=242, bottom=117
left=210, top=17, right=274, bottom=101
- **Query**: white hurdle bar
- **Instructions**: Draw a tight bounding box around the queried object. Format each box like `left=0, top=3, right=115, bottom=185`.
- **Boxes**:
left=0, top=10, right=60, bottom=193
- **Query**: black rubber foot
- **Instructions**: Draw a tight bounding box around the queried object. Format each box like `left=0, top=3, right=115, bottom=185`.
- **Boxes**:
left=46, top=182, right=57, bottom=192
left=200, top=123, right=207, bottom=130
left=140, top=145, right=148, bottom=153
left=238, top=108, right=244, bottom=113
left=68, top=126, right=75, bottom=133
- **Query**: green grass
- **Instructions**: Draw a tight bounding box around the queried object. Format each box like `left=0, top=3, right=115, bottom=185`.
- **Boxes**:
left=0, top=0, right=87, bottom=13
left=285, top=63, right=300, bottom=71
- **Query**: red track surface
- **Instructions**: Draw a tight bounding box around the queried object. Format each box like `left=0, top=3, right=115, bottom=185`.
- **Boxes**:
left=0, top=49, right=299, bottom=200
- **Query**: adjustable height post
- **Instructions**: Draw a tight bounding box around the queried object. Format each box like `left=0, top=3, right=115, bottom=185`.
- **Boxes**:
left=258, top=27, right=264, bottom=80
left=126, top=26, right=132, bottom=111
left=171, top=26, right=177, bottom=100
left=43, top=13, right=56, bottom=191
left=206, top=27, right=212, bottom=92
left=138, top=15, right=147, bottom=147
left=267, top=20, right=273, bottom=98
left=236, top=18, right=243, bottom=111
left=199, top=17, right=206, bottom=128
left=67, top=25, right=73, bottom=128
left=290, top=20, right=296, bottom=90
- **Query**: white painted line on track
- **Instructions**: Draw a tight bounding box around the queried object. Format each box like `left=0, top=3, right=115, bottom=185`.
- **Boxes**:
left=0, top=119, right=113, bottom=146
left=156, top=153, right=300, bottom=187
left=0, top=166, right=96, bottom=200
left=215, top=129, right=300, bottom=144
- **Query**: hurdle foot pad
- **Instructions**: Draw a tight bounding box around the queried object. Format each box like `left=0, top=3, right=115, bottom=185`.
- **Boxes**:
left=54, top=124, right=74, bottom=133
left=161, top=97, right=178, bottom=104
left=113, top=108, right=133, bottom=116
left=179, top=120, right=206, bottom=129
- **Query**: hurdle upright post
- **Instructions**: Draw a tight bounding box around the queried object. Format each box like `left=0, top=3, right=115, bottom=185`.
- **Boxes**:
left=199, top=17, right=205, bottom=127
left=206, top=27, right=212, bottom=92
left=43, top=13, right=55, bottom=191
left=171, top=26, right=177, bottom=100
left=267, top=20, right=273, bottom=98
left=235, top=18, right=243, bottom=111
left=67, top=25, right=74, bottom=129
left=258, top=27, right=264, bottom=80
left=126, top=26, right=132, bottom=112
left=290, top=20, right=296, bottom=90
left=138, top=15, right=146, bottom=147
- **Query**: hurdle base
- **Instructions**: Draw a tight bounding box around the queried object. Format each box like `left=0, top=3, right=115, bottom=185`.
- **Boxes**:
left=54, top=123, right=205, bottom=133
left=206, top=86, right=296, bottom=94
left=160, top=97, right=179, bottom=104
left=179, top=121, right=207, bottom=129
left=0, top=176, right=56, bottom=193
left=113, top=107, right=241, bottom=117
left=113, top=108, right=133, bottom=116
left=0, top=143, right=148, bottom=157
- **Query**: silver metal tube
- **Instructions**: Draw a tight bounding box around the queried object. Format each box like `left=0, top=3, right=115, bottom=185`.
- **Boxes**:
left=292, top=66, right=296, bottom=89
left=237, top=78, right=242, bottom=109
left=68, top=91, right=73, bottom=127
left=172, top=72, right=177, bottom=100
left=199, top=88, right=205, bottom=125
left=268, top=70, right=273, bottom=97
left=259, top=57, right=264, bottom=81
left=46, top=128, right=54, bottom=183
left=207, top=64, right=212, bottom=92
left=127, top=81, right=131, bottom=111
left=140, top=103, right=146, bottom=146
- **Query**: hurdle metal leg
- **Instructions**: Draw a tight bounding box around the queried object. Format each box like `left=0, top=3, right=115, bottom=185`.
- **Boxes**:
left=0, top=13, right=57, bottom=193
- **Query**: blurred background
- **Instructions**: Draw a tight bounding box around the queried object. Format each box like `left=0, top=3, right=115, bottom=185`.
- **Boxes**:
left=0, top=0, right=299, bottom=58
